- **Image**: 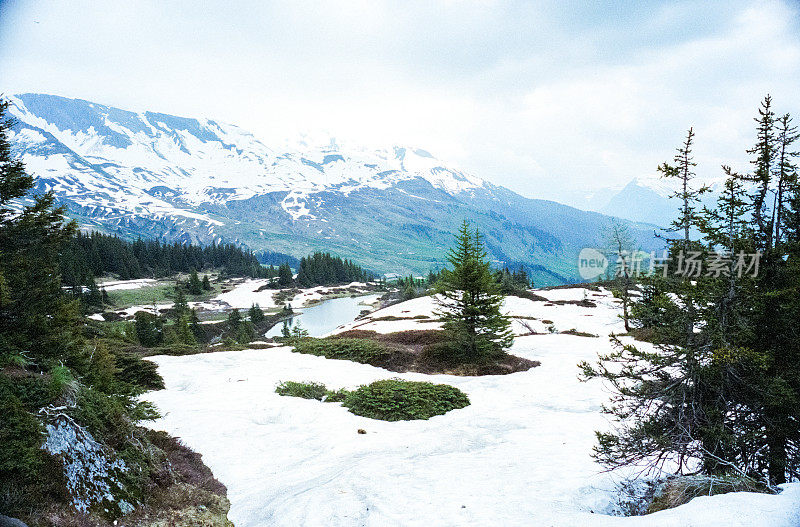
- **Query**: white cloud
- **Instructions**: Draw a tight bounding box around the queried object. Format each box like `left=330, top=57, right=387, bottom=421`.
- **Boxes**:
left=0, top=0, right=798, bottom=208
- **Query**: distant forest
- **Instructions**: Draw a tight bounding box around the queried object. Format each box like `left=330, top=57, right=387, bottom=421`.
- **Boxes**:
left=59, top=231, right=373, bottom=289
left=60, top=232, right=277, bottom=286
left=256, top=250, right=301, bottom=268
left=295, top=252, right=373, bottom=286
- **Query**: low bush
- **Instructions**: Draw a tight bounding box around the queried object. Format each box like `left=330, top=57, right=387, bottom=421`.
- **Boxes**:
left=343, top=379, right=470, bottom=421
left=378, top=330, right=448, bottom=346
left=560, top=329, right=599, bottom=338
left=324, top=388, right=349, bottom=403
left=332, top=329, right=447, bottom=347
left=115, top=352, right=165, bottom=391
left=292, top=338, right=392, bottom=365
left=370, top=315, right=430, bottom=321
left=420, top=341, right=461, bottom=365
left=275, top=381, right=328, bottom=400
left=275, top=381, right=350, bottom=402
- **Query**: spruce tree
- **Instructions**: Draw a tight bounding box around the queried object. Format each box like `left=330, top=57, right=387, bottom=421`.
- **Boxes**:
left=172, top=285, right=189, bottom=321
left=134, top=311, right=163, bottom=347
left=657, top=127, right=708, bottom=348
left=744, top=95, right=776, bottom=245
left=249, top=303, right=265, bottom=325
left=583, top=98, right=800, bottom=485
left=0, top=98, right=81, bottom=366
left=202, top=274, right=212, bottom=290
left=189, top=307, right=201, bottom=338
left=773, top=114, right=798, bottom=249
left=188, top=268, right=203, bottom=295
left=278, top=263, right=294, bottom=287
left=435, top=220, right=513, bottom=361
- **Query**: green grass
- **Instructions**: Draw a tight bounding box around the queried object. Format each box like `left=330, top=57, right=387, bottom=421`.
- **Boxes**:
left=106, top=282, right=177, bottom=309
left=105, top=280, right=223, bottom=309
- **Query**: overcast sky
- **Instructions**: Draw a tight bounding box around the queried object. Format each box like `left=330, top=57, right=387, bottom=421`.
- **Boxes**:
left=1, top=0, right=798, bottom=207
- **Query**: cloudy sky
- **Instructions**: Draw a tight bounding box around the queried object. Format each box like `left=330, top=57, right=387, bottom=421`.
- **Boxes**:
left=1, top=0, right=798, bottom=207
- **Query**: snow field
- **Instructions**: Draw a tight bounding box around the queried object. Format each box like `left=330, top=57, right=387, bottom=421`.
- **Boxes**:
left=144, top=288, right=800, bottom=526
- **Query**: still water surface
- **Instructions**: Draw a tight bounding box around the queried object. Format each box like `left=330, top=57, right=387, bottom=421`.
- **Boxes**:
left=265, top=294, right=380, bottom=337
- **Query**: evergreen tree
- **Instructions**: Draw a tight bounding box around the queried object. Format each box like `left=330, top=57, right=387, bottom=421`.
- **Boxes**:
left=189, top=307, right=201, bottom=338
left=277, top=263, right=294, bottom=287
left=744, top=95, right=777, bottom=245
left=773, top=114, right=798, bottom=250
left=134, top=311, right=163, bottom=347
left=289, top=322, right=309, bottom=342
left=657, top=127, right=708, bottom=348
left=435, top=220, right=513, bottom=361
left=85, top=277, right=103, bottom=309
left=172, top=285, right=189, bottom=321
left=0, top=100, right=179, bottom=517
left=227, top=308, right=242, bottom=332
left=171, top=315, right=196, bottom=346
left=202, top=274, right=212, bottom=290
left=188, top=269, right=203, bottom=295
left=248, top=303, right=265, bottom=325
left=582, top=98, right=800, bottom=485
left=0, top=99, right=81, bottom=366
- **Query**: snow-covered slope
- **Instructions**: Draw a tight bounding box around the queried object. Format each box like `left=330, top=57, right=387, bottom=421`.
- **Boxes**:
left=8, top=93, right=661, bottom=282
left=7, top=93, right=482, bottom=222
left=143, top=287, right=800, bottom=526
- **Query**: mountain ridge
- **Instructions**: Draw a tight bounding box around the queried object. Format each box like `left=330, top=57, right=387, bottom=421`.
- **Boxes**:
left=7, top=93, right=661, bottom=285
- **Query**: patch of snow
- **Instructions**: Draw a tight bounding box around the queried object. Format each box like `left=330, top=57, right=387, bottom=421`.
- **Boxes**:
left=96, top=278, right=157, bottom=291
left=142, top=287, right=800, bottom=526
left=210, top=279, right=278, bottom=309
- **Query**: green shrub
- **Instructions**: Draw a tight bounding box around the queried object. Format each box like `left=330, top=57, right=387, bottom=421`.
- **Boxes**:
left=275, top=381, right=328, bottom=400
left=324, top=388, right=350, bottom=402
left=0, top=393, right=45, bottom=482
left=0, top=392, right=67, bottom=515
left=0, top=372, right=54, bottom=410
left=134, top=311, right=163, bottom=347
left=115, top=352, right=165, bottom=391
left=343, top=379, right=470, bottom=421
left=420, top=341, right=461, bottom=365
left=292, top=338, right=392, bottom=365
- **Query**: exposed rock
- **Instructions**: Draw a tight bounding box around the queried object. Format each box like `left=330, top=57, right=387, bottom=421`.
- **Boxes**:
left=0, top=515, right=28, bottom=527
left=41, top=413, right=130, bottom=515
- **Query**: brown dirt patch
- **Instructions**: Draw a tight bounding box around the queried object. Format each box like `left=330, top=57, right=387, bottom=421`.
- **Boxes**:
left=327, top=330, right=539, bottom=375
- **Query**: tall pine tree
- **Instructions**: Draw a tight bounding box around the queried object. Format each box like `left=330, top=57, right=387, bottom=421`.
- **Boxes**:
left=435, top=220, right=513, bottom=361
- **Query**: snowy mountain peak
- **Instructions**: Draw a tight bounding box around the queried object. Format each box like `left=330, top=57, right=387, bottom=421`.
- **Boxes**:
left=8, top=93, right=486, bottom=220
left=6, top=92, right=662, bottom=281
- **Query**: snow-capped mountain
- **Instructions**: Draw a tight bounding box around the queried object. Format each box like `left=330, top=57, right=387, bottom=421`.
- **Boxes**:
left=7, top=93, right=660, bottom=284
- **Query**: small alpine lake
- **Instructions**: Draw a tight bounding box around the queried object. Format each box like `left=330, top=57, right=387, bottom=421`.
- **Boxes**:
left=265, top=294, right=381, bottom=337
